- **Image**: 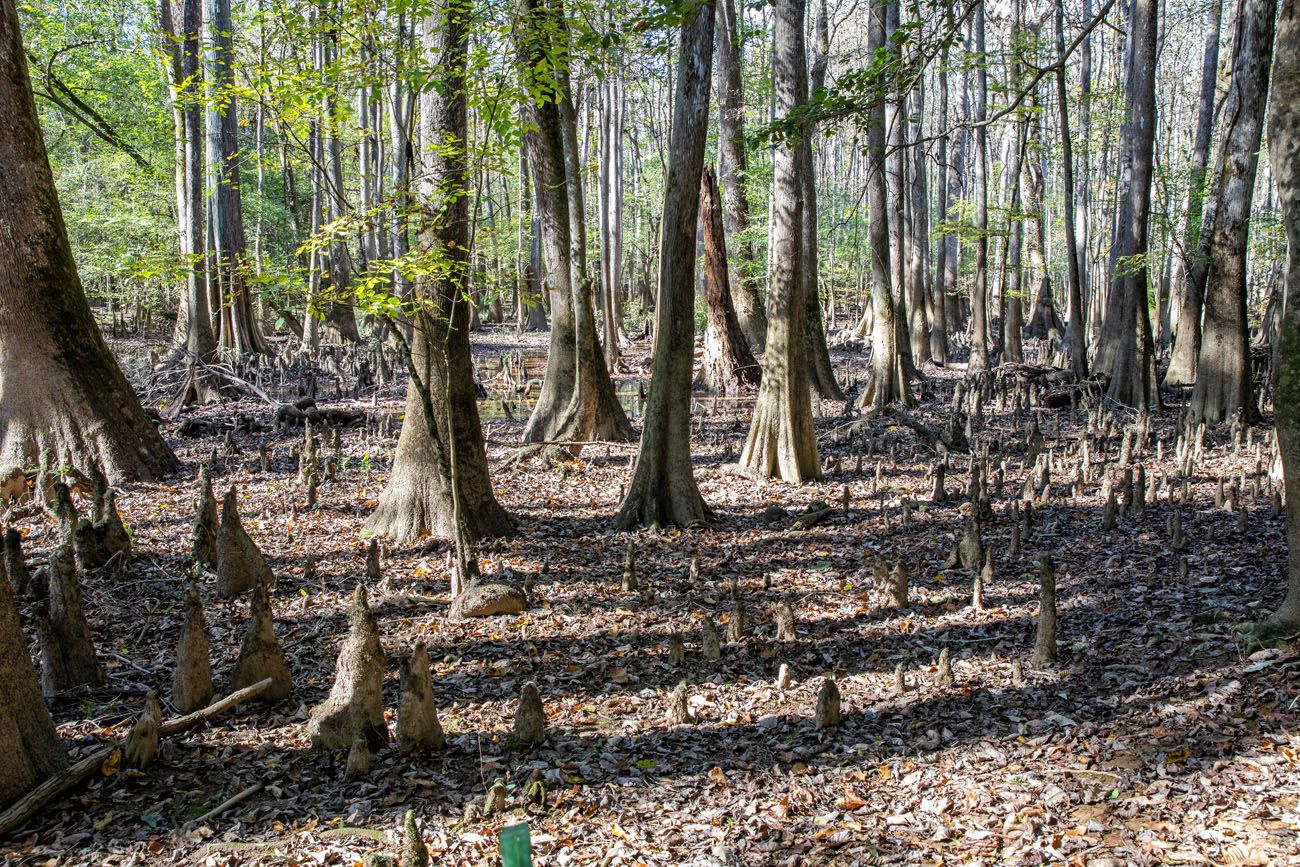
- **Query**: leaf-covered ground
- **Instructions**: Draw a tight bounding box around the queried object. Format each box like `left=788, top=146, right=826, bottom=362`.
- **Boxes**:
left=3, top=329, right=1299, bottom=866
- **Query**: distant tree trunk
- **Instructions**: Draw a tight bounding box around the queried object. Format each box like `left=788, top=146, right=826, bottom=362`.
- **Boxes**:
left=1054, top=1, right=1087, bottom=378
left=598, top=61, right=625, bottom=368
left=158, top=0, right=216, bottom=381
left=1001, top=118, right=1027, bottom=364
left=616, top=0, right=714, bottom=528
left=1266, top=0, right=1300, bottom=631
left=366, top=0, right=512, bottom=544
left=1190, top=0, right=1278, bottom=423
left=861, top=0, right=911, bottom=409
left=907, top=81, right=933, bottom=367
left=930, top=44, right=951, bottom=364
left=739, top=0, right=821, bottom=483
left=697, top=165, right=760, bottom=395
left=1023, top=85, right=1063, bottom=344
left=203, top=0, right=266, bottom=355
left=320, top=23, right=361, bottom=345
left=715, top=0, right=767, bottom=351
left=0, top=4, right=180, bottom=482
left=1096, top=0, right=1160, bottom=409
left=516, top=0, right=633, bottom=448
left=1165, top=0, right=1223, bottom=387
left=969, top=2, right=991, bottom=373
left=803, top=0, right=844, bottom=401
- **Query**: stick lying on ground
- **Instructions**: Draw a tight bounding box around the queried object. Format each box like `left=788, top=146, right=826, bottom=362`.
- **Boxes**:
left=0, top=677, right=274, bottom=838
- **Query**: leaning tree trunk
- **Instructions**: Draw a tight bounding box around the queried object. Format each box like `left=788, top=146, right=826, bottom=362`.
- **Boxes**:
left=615, top=0, right=714, bottom=529
left=365, top=0, right=512, bottom=544
left=0, top=533, right=66, bottom=808
left=696, top=165, right=760, bottom=395
left=739, top=0, right=821, bottom=484
left=1190, top=0, right=1278, bottom=423
left=715, top=0, right=767, bottom=351
left=1267, top=0, right=1300, bottom=631
left=0, top=4, right=179, bottom=483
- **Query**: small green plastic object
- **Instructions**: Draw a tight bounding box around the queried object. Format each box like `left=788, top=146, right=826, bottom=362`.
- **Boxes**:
left=499, top=823, right=532, bottom=867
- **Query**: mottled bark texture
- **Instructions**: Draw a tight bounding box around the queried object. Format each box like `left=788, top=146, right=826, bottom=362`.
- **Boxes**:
left=1265, top=0, right=1300, bottom=631
left=1190, top=0, right=1277, bottom=422
left=739, top=0, right=821, bottom=483
left=308, top=584, right=388, bottom=752
left=365, top=0, right=512, bottom=544
left=0, top=0, right=178, bottom=483
left=696, top=166, right=760, bottom=396
left=617, top=0, right=715, bottom=528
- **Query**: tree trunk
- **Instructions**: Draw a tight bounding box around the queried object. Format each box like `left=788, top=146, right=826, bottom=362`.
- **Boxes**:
left=203, top=0, right=266, bottom=355
left=1097, top=0, right=1160, bottom=409
left=696, top=165, right=760, bottom=395
left=1054, top=1, right=1088, bottom=378
left=1001, top=115, right=1027, bottom=364
left=365, top=0, right=512, bottom=544
left=739, top=0, right=821, bottom=483
left=0, top=4, right=179, bottom=482
left=715, top=0, right=767, bottom=351
left=1266, top=0, right=1300, bottom=630
left=862, top=0, right=911, bottom=409
left=1190, top=0, right=1278, bottom=423
left=616, top=0, right=714, bottom=528
left=930, top=44, right=951, bottom=364
left=969, top=2, right=991, bottom=373
left=1165, top=0, right=1223, bottom=388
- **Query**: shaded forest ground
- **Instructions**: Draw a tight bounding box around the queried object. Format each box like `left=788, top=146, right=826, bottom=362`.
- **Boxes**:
left=2, top=326, right=1298, bottom=866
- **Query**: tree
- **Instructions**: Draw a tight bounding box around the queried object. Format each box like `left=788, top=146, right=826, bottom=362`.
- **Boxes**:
left=615, top=0, right=714, bottom=529
left=1094, top=0, right=1159, bottom=409
left=515, top=0, right=633, bottom=449
left=203, top=0, right=266, bottom=355
left=365, top=0, right=512, bottom=545
left=738, top=0, right=820, bottom=483
left=0, top=0, right=179, bottom=483
left=968, top=1, right=990, bottom=374
left=1165, top=0, right=1224, bottom=388
left=1264, top=0, right=1300, bottom=632
left=1189, top=0, right=1278, bottom=423
left=696, top=165, right=760, bottom=395
left=715, top=0, right=767, bottom=351
left=1054, top=0, right=1087, bottom=378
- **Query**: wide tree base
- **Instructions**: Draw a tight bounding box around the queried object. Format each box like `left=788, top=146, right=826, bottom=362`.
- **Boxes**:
left=365, top=460, right=514, bottom=544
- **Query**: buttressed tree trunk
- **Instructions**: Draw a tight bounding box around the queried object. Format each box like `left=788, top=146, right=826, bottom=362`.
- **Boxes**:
left=516, top=0, right=632, bottom=449
left=739, top=0, right=821, bottom=484
left=615, top=0, right=715, bottom=529
left=1264, top=0, right=1300, bottom=632
left=365, top=0, right=512, bottom=544
left=1190, top=0, right=1278, bottom=423
left=697, top=165, right=760, bottom=395
left=715, top=0, right=767, bottom=351
left=0, top=4, right=179, bottom=483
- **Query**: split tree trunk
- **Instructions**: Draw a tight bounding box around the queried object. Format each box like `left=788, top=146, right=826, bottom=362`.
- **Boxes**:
left=1190, top=0, right=1278, bottom=423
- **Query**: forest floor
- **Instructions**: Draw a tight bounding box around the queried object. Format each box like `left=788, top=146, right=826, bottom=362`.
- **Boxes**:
left=3, top=326, right=1299, bottom=867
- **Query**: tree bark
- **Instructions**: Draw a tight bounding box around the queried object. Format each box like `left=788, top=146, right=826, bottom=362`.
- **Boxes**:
left=969, top=2, right=991, bottom=373
left=0, top=3, right=179, bottom=482
left=1054, top=1, right=1088, bottom=378
left=365, top=0, right=512, bottom=544
left=696, top=165, right=760, bottom=395
left=1165, top=0, right=1223, bottom=388
left=739, top=0, right=821, bottom=483
left=715, top=0, right=767, bottom=351
left=616, top=0, right=715, bottom=528
left=1190, top=0, right=1278, bottom=423
left=1266, top=0, right=1300, bottom=630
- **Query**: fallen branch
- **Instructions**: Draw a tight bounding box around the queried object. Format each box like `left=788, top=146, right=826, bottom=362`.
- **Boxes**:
left=0, top=678, right=274, bottom=838
left=187, top=782, right=264, bottom=828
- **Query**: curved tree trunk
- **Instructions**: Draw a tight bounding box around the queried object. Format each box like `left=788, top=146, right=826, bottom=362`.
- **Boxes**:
left=1266, top=0, right=1300, bottom=630
left=616, top=0, right=715, bottom=529
left=365, top=0, right=512, bottom=544
left=0, top=6, right=179, bottom=483
left=739, top=0, right=821, bottom=483
left=1190, top=0, right=1277, bottom=423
